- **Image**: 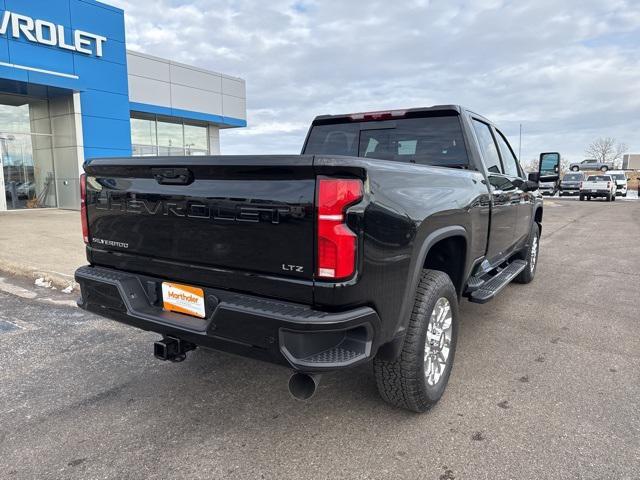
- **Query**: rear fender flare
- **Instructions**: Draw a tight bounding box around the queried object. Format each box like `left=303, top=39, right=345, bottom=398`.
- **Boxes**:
left=375, top=226, right=468, bottom=361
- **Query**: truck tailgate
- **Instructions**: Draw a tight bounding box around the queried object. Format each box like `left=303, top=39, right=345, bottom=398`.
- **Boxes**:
left=582, top=181, right=609, bottom=190
left=84, top=156, right=316, bottom=281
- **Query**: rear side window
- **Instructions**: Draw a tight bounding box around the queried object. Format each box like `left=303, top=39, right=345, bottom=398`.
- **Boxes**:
left=471, top=120, right=502, bottom=174
left=563, top=174, right=583, bottom=181
left=304, top=116, right=469, bottom=167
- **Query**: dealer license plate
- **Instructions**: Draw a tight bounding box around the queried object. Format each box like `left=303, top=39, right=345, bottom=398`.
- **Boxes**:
left=591, top=189, right=597, bottom=193
left=162, top=282, right=206, bottom=318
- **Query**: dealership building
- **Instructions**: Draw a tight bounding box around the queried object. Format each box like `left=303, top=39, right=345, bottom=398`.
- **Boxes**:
left=0, top=0, right=247, bottom=211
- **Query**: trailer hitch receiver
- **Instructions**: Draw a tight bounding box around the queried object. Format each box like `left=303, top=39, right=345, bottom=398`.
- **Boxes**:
left=154, top=336, right=196, bottom=362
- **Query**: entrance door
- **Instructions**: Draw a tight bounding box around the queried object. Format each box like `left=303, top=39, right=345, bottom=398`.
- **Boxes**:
left=0, top=132, right=56, bottom=211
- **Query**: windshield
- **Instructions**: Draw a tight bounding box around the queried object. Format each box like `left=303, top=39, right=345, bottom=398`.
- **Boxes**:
left=587, top=176, right=611, bottom=182
left=563, top=174, right=582, bottom=181
left=304, top=115, right=469, bottom=167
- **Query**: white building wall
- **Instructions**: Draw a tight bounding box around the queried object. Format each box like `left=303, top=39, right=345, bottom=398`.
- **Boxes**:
left=126, top=51, right=246, bottom=156
left=208, top=127, right=221, bottom=155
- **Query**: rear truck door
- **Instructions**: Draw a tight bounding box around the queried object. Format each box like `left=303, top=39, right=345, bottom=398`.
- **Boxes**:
left=83, top=156, right=316, bottom=295
left=494, top=128, right=532, bottom=244
left=470, top=118, right=518, bottom=263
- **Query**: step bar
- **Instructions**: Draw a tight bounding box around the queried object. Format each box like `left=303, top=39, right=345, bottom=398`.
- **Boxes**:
left=468, top=259, right=527, bottom=304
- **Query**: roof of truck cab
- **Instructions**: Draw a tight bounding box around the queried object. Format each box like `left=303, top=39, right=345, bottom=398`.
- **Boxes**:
left=312, top=104, right=468, bottom=123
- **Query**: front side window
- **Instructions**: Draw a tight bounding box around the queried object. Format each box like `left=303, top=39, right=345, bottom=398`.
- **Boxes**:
left=304, top=116, right=469, bottom=167
left=471, top=119, right=502, bottom=174
left=495, top=130, right=521, bottom=177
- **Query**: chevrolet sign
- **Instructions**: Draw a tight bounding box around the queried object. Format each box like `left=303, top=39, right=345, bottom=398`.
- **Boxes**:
left=0, top=10, right=107, bottom=57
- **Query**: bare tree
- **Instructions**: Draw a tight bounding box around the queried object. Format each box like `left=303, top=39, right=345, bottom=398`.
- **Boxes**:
left=585, top=137, right=628, bottom=167
left=522, top=156, right=571, bottom=175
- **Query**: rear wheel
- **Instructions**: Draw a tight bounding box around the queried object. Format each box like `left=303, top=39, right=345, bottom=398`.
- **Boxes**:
left=601, top=166, right=608, bottom=172
left=579, top=194, right=584, bottom=201
left=612, top=194, right=616, bottom=202
left=571, top=166, right=579, bottom=172
left=373, top=270, right=458, bottom=413
left=587, top=196, right=591, bottom=201
left=514, top=222, right=540, bottom=284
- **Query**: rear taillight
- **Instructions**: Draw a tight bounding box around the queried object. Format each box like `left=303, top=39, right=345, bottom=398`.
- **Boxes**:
left=80, top=173, right=89, bottom=244
left=316, top=177, right=363, bottom=280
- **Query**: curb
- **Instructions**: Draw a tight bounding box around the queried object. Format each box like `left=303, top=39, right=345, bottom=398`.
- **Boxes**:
left=0, top=260, right=79, bottom=293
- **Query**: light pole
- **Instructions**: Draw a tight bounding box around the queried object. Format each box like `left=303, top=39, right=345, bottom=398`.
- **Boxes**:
left=518, top=124, right=522, bottom=161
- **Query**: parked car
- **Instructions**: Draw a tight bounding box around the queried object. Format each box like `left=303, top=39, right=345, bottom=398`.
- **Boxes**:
left=559, top=172, right=586, bottom=196
left=539, top=180, right=558, bottom=196
left=4, top=181, right=22, bottom=199
left=569, top=159, right=613, bottom=172
left=74, top=105, right=560, bottom=412
left=579, top=174, right=616, bottom=201
left=607, top=171, right=628, bottom=197
left=16, top=181, right=35, bottom=199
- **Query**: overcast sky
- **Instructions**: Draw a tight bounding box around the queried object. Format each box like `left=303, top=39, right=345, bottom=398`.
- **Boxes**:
left=109, top=0, right=640, bottom=164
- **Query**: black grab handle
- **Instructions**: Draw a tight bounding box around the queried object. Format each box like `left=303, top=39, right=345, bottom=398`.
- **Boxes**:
left=152, top=168, right=193, bottom=185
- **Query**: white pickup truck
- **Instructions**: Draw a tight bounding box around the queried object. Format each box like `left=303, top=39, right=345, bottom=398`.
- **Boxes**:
left=579, top=174, right=616, bottom=202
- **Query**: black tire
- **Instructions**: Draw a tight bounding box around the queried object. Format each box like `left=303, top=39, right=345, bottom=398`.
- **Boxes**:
left=606, top=194, right=612, bottom=202
left=514, top=222, right=540, bottom=284
left=623, top=193, right=627, bottom=198
left=579, top=194, right=584, bottom=201
left=587, top=196, right=591, bottom=201
left=571, top=166, right=579, bottom=171
left=601, top=166, right=608, bottom=172
left=373, top=270, right=458, bottom=413
left=612, top=194, right=616, bottom=202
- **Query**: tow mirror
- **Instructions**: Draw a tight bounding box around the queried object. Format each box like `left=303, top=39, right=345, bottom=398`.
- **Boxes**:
left=538, top=152, right=560, bottom=182
left=515, top=176, right=539, bottom=192
left=522, top=179, right=540, bottom=192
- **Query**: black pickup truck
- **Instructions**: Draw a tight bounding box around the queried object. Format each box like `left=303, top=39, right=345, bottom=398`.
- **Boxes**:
left=75, top=105, right=560, bottom=412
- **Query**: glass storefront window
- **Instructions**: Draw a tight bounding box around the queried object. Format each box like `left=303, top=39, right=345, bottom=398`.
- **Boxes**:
left=157, top=119, right=184, bottom=156
left=184, top=124, right=208, bottom=156
left=131, top=117, right=157, bottom=156
left=131, top=114, right=209, bottom=157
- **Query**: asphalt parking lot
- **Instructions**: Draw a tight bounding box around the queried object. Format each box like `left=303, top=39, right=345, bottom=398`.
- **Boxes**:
left=1, top=200, right=639, bottom=480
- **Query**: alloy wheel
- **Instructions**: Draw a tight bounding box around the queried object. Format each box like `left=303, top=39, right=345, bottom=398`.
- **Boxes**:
left=424, top=297, right=453, bottom=386
left=530, top=234, right=539, bottom=273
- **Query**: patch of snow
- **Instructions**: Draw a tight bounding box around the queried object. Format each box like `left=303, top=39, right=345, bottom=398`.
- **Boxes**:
left=61, top=285, right=74, bottom=294
left=34, top=278, right=52, bottom=289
